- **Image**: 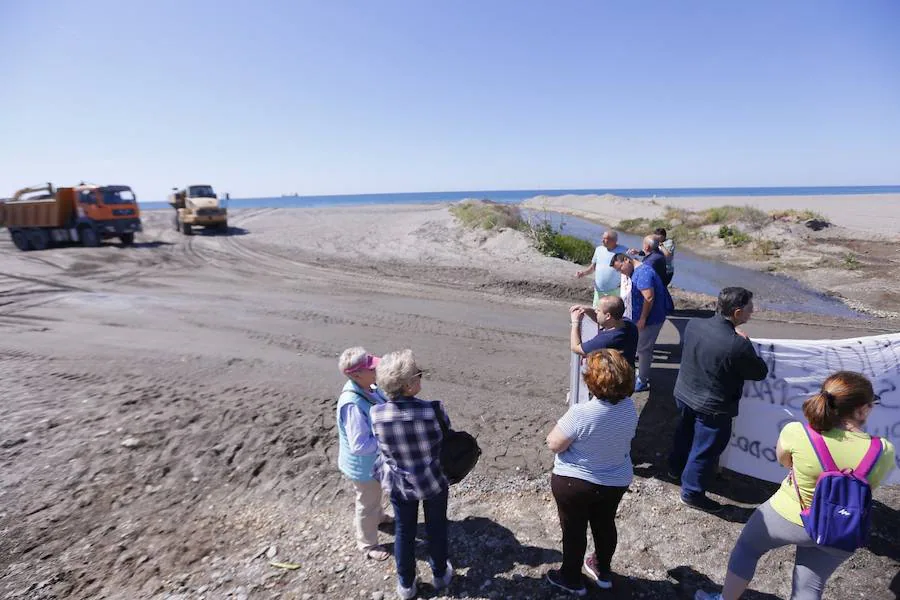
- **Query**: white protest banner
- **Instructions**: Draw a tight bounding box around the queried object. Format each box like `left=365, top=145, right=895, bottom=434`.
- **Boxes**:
left=569, top=328, right=900, bottom=485
left=722, top=332, right=900, bottom=485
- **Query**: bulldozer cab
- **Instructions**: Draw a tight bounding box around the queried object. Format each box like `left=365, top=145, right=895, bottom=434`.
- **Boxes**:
left=187, top=185, right=217, bottom=199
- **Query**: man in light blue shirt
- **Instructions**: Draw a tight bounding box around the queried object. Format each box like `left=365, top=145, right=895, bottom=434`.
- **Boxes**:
left=576, top=230, right=628, bottom=308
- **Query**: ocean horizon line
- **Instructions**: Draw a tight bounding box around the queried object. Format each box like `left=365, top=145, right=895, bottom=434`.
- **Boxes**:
left=136, top=184, right=900, bottom=211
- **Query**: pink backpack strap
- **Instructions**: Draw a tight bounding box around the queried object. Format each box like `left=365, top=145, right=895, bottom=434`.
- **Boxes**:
left=803, top=424, right=839, bottom=472
left=854, top=437, right=883, bottom=479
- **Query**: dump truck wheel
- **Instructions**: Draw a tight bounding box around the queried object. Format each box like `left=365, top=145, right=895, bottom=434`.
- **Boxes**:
left=181, top=221, right=193, bottom=235
left=80, top=226, right=100, bottom=247
left=11, top=230, right=31, bottom=251
left=120, top=232, right=135, bottom=246
left=28, top=229, right=50, bottom=251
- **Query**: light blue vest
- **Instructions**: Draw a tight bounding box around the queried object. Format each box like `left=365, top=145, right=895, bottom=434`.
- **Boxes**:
left=336, top=381, right=383, bottom=481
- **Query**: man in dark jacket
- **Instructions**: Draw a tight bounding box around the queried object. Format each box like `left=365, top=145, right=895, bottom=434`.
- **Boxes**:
left=667, top=287, right=769, bottom=512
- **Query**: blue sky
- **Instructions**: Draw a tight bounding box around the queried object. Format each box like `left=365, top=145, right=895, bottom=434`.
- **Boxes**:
left=1, top=1, right=898, bottom=199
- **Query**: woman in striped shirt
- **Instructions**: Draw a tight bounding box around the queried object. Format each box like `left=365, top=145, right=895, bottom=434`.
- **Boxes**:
left=545, top=348, right=639, bottom=596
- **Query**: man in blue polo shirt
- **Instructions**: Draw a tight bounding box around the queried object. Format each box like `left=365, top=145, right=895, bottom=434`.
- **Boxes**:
left=611, top=252, right=672, bottom=391
left=576, top=230, right=628, bottom=308
left=569, top=295, right=638, bottom=367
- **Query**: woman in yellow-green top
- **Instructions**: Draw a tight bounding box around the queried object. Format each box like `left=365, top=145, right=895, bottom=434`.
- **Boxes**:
left=695, top=371, right=896, bottom=600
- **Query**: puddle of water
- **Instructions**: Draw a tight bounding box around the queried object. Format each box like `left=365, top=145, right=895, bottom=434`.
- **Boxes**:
left=522, top=210, right=860, bottom=319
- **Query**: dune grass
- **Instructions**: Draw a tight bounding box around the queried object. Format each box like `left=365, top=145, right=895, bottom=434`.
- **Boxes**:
left=449, top=199, right=523, bottom=230
left=770, top=208, right=828, bottom=223
left=450, top=199, right=595, bottom=264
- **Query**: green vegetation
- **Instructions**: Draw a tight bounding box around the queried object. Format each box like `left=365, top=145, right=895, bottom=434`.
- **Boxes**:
left=701, top=205, right=770, bottom=229
left=449, top=199, right=523, bottom=230
left=770, top=208, right=827, bottom=223
left=842, top=253, right=861, bottom=270
left=617, top=204, right=770, bottom=247
left=525, top=218, right=595, bottom=264
left=450, top=199, right=595, bottom=264
left=717, top=225, right=752, bottom=247
left=752, top=237, right=781, bottom=258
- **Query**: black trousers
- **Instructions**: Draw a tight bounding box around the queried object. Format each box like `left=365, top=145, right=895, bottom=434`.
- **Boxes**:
left=551, top=473, right=628, bottom=583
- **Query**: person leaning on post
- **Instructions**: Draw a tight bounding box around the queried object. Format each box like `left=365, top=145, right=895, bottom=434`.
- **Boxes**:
left=335, top=347, right=394, bottom=561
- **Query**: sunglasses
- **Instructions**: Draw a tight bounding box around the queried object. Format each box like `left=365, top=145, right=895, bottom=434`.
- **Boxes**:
left=870, top=394, right=881, bottom=406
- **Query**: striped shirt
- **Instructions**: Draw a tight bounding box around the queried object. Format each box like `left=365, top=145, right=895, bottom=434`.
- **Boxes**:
left=370, top=397, right=449, bottom=500
left=552, top=397, right=638, bottom=487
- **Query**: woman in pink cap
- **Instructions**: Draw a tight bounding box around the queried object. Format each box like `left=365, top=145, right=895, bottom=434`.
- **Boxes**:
left=336, top=346, right=393, bottom=560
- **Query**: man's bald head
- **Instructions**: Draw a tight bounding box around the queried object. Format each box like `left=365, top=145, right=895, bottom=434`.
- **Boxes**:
left=598, top=295, right=625, bottom=320
left=601, top=230, right=619, bottom=250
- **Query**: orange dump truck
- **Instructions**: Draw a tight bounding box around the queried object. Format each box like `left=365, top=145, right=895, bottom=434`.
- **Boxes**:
left=0, top=183, right=142, bottom=251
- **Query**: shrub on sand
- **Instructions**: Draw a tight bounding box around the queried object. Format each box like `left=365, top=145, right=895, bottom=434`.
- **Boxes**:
left=551, top=234, right=595, bottom=264
left=523, top=214, right=595, bottom=264
left=450, top=199, right=523, bottom=230
left=718, top=225, right=752, bottom=247
left=842, top=253, right=861, bottom=270
left=752, top=237, right=781, bottom=257
left=769, top=209, right=828, bottom=223
left=702, top=205, right=769, bottom=229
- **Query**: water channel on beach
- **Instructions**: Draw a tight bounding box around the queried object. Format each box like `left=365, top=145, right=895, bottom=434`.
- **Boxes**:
left=522, top=210, right=860, bottom=319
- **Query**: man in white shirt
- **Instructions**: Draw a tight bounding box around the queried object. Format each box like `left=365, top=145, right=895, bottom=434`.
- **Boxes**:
left=575, top=230, right=628, bottom=308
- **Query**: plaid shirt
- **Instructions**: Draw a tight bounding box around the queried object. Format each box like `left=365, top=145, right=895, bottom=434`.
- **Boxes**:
left=370, top=397, right=449, bottom=501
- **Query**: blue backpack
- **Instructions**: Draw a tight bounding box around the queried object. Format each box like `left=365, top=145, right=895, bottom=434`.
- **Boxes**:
left=791, top=424, right=883, bottom=552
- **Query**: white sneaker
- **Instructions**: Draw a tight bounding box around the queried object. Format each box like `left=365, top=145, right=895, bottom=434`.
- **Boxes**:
left=396, top=577, right=418, bottom=600
left=694, top=591, right=723, bottom=600
left=432, top=560, right=454, bottom=589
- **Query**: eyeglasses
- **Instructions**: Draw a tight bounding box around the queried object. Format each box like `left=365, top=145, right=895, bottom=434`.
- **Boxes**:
left=870, top=394, right=881, bottom=406
left=413, top=370, right=426, bottom=379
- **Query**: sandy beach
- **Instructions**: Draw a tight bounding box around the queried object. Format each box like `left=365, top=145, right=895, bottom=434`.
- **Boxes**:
left=0, top=204, right=897, bottom=599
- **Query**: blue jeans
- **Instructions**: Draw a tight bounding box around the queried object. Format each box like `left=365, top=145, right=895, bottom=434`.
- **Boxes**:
left=668, top=399, right=733, bottom=500
left=391, top=489, right=449, bottom=588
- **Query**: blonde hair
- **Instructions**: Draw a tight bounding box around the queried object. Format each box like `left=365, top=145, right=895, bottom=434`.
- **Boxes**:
left=376, top=349, right=419, bottom=400
left=338, top=346, right=369, bottom=374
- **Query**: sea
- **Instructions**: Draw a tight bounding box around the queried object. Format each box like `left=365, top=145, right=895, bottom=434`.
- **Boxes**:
left=136, top=185, right=900, bottom=211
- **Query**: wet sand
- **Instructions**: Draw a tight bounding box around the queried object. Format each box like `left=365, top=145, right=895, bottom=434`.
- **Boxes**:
left=0, top=205, right=896, bottom=599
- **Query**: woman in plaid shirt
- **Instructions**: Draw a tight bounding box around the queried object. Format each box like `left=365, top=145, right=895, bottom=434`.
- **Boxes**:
left=371, top=349, right=453, bottom=600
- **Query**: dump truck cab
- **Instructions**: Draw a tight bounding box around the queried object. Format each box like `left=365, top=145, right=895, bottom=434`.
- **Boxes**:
left=73, top=184, right=142, bottom=243
left=169, top=184, right=228, bottom=235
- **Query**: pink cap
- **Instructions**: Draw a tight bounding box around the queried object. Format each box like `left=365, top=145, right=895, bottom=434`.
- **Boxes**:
left=344, top=354, right=380, bottom=374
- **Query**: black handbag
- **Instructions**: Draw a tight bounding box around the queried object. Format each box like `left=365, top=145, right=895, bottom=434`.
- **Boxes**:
left=431, top=402, right=481, bottom=484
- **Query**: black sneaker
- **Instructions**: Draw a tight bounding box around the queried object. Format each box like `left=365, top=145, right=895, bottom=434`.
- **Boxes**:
left=546, top=569, right=587, bottom=597
left=680, top=495, right=725, bottom=513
